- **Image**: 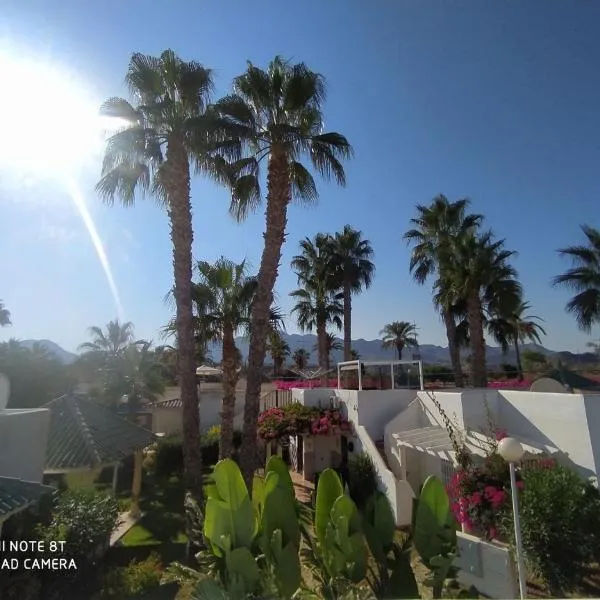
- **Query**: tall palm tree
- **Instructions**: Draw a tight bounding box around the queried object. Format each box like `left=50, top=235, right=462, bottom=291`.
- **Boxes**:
left=191, top=258, right=257, bottom=460
left=214, top=56, right=352, bottom=482
left=0, top=300, right=10, bottom=327
left=122, top=341, right=166, bottom=414
left=380, top=322, right=419, bottom=360
left=487, top=299, right=546, bottom=381
left=267, top=330, right=290, bottom=377
left=330, top=226, right=375, bottom=360
left=404, top=195, right=483, bottom=387
left=292, top=348, right=311, bottom=371
left=97, top=50, right=217, bottom=504
left=321, top=332, right=343, bottom=370
left=445, top=231, right=520, bottom=387
left=291, top=234, right=343, bottom=382
left=553, top=225, right=600, bottom=332
left=79, top=320, right=135, bottom=359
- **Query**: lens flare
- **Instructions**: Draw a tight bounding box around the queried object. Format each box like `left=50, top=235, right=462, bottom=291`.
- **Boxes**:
left=0, top=45, right=126, bottom=319
left=63, top=177, right=125, bottom=322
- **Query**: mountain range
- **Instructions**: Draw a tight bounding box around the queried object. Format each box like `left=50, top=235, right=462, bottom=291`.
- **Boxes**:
left=16, top=336, right=597, bottom=368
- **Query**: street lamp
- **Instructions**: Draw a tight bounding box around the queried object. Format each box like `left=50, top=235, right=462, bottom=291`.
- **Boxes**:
left=498, top=437, right=526, bottom=599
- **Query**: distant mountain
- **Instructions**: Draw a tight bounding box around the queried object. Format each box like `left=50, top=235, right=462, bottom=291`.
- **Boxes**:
left=206, top=333, right=567, bottom=368
left=19, top=339, right=78, bottom=365
left=16, top=335, right=595, bottom=370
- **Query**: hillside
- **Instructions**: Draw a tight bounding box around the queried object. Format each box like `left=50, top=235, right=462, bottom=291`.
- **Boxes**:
left=15, top=335, right=594, bottom=369
left=19, top=339, right=78, bottom=364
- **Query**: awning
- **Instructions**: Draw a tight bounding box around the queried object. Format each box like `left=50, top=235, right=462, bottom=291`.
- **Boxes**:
left=0, top=477, right=55, bottom=520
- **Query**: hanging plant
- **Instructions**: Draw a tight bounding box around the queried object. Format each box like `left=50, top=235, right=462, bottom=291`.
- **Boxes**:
left=257, top=403, right=351, bottom=442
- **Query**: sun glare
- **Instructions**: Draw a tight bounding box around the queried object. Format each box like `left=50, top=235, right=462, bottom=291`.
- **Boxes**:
left=0, top=46, right=125, bottom=321
left=0, top=50, right=116, bottom=178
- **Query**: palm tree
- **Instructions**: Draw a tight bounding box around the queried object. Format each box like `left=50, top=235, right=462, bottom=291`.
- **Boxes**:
left=322, top=332, right=343, bottom=369
left=404, top=195, right=483, bottom=387
left=350, top=349, right=360, bottom=361
left=191, top=258, right=257, bottom=460
left=292, top=348, right=311, bottom=371
left=79, top=320, right=135, bottom=359
left=0, top=300, right=10, bottom=327
left=445, top=231, right=520, bottom=387
left=330, top=226, right=375, bottom=360
left=553, top=225, right=600, bottom=332
left=97, top=50, right=217, bottom=504
left=291, top=234, right=343, bottom=382
left=380, top=322, right=419, bottom=360
left=487, top=299, right=546, bottom=381
left=122, top=341, right=166, bottom=414
left=214, top=56, right=352, bottom=482
left=267, top=330, right=290, bottom=377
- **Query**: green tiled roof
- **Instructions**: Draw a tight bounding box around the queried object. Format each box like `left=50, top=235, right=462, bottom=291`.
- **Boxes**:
left=0, top=477, right=54, bottom=519
left=44, top=394, right=156, bottom=471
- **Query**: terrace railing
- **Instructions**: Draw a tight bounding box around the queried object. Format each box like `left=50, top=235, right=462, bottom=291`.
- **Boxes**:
left=260, top=388, right=293, bottom=413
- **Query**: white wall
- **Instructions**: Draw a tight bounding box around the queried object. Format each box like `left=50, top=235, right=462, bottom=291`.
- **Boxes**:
left=153, top=407, right=183, bottom=436
left=455, top=533, right=518, bottom=599
left=417, top=391, right=467, bottom=429
left=584, top=395, right=600, bottom=477
left=355, top=389, right=416, bottom=440
left=0, top=409, right=49, bottom=482
left=498, top=390, right=596, bottom=477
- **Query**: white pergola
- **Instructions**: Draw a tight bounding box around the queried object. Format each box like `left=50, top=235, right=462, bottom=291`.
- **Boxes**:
left=336, top=359, right=425, bottom=391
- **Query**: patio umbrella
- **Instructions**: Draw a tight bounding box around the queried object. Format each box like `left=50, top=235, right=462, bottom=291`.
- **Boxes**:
left=196, top=365, right=223, bottom=377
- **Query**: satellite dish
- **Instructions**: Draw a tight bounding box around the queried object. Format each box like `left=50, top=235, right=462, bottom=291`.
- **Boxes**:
left=0, top=373, right=10, bottom=410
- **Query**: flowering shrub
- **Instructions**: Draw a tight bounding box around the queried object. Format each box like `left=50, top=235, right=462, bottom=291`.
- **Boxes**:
left=257, top=402, right=351, bottom=441
left=499, top=461, right=600, bottom=594
left=447, top=454, right=524, bottom=540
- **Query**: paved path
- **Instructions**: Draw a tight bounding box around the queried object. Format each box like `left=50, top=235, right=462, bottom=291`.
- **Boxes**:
left=110, top=511, right=142, bottom=546
left=291, top=471, right=314, bottom=504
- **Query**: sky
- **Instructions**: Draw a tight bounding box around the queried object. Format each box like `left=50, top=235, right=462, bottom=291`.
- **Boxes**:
left=0, top=0, right=599, bottom=354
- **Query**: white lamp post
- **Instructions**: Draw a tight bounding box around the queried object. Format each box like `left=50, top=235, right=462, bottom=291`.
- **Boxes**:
left=498, top=437, right=526, bottom=599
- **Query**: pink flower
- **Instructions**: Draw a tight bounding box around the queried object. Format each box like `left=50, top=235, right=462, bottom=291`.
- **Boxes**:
left=495, top=429, right=508, bottom=441
left=516, top=480, right=524, bottom=489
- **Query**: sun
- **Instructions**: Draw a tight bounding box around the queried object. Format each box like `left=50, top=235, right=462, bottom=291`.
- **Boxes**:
left=0, top=50, right=113, bottom=180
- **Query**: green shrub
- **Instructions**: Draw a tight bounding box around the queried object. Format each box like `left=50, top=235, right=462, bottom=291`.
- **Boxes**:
left=42, top=489, right=120, bottom=560
left=152, top=429, right=243, bottom=477
left=101, top=552, right=163, bottom=597
left=500, top=462, right=600, bottom=593
left=347, top=452, right=377, bottom=510
left=153, top=436, right=184, bottom=478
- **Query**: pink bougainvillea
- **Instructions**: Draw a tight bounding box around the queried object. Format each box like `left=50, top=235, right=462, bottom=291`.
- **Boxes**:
left=257, top=403, right=351, bottom=441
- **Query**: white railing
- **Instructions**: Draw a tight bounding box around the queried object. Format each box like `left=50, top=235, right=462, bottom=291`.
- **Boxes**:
left=259, top=389, right=293, bottom=413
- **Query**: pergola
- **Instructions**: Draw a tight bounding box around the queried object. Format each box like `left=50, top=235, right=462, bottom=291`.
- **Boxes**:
left=336, top=359, right=425, bottom=391
left=44, top=394, right=156, bottom=518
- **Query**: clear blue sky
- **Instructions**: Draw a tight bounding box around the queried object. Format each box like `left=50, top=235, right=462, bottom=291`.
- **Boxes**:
left=1, top=0, right=599, bottom=354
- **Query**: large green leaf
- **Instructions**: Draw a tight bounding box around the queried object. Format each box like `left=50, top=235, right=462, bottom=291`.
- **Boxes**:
left=385, top=544, right=420, bottom=599
left=262, top=482, right=300, bottom=549
left=266, top=454, right=295, bottom=497
left=315, top=468, right=344, bottom=545
left=190, top=579, right=230, bottom=600
left=420, top=475, right=450, bottom=527
left=363, top=492, right=395, bottom=562
left=205, top=459, right=256, bottom=549
left=273, top=540, right=302, bottom=598
left=226, top=546, right=260, bottom=590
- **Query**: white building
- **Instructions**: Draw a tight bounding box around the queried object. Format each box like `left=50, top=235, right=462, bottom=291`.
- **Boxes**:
left=287, top=361, right=600, bottom=598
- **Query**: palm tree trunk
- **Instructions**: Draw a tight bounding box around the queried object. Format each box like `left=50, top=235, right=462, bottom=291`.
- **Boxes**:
left=343, top=280, right=352, bottom=361
left=165, top=139, right=203, bottom=506
left=396, top=345, right=402, bottom=361
left=239, top=144, right=290, bottom=487
left=317, top=320, right=328, bottom=386
left=467, top=291, right=487, bottom=388
left=442, top=308, right=464, bottom=387
left=514, top=337, right=524, bottom=382
left=220, top=324, right=237, bottom=460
